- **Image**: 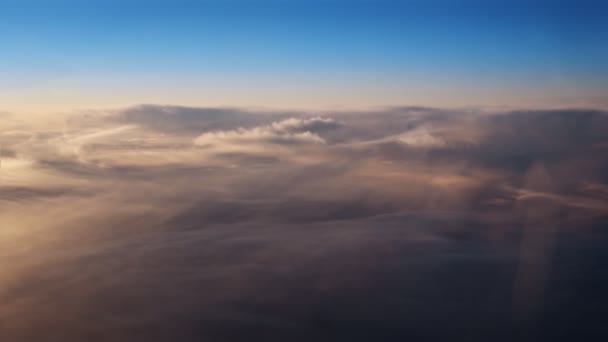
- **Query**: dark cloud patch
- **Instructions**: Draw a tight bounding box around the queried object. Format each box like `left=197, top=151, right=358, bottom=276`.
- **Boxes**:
left=323, top=106, right=470, bottom=143
left=271, top=197, right=399, bottom=223
left=3, top=212, right=607, bottom=341
left=214, top=152, right=282, bottom=165
left=36, top=159, right=130, bottom=178
left=166, top=197, right=399, bottom=229
left=0, top=147, right=17, bottom=158
left=466, top=109, right=608, bottom=171
left=0, top=185, right=89, bottom=202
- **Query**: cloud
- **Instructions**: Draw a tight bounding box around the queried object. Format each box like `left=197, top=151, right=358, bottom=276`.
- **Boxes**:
left=57, top=125, right=137, bottom=162
left=113, top=105, right=296, bottom=135
left=396, top=127, right=446, bottom=147
left=193, top=117, right=338, bottom=149
left=2, top=104, right=608, bottom=341
left=269, top=116, right=340, bottom=134
left=0, top=185, right=89, bottom=202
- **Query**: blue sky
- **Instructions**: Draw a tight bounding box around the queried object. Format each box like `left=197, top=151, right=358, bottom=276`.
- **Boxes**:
left=1, top=0, right=607, bottom=112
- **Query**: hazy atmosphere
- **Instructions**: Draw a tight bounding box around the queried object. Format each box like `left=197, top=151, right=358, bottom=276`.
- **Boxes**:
left=1, top=1, right=607, bottom=341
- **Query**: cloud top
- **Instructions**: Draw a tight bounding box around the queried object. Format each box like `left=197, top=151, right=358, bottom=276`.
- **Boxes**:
left=1, top=105, right=608, bottom=342
left=193, top=117, right=338, bottom=148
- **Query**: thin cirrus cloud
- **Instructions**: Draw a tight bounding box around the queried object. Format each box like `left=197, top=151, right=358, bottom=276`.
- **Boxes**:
left=1, top=105, right=608, bottom=341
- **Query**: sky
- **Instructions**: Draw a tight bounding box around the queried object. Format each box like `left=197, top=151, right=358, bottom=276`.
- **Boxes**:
left=2, top=2, right=608, bottom=341
left=1, top=0, right=607, bottom=113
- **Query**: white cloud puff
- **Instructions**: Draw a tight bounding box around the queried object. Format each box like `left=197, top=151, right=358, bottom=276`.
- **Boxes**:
left=193, top=117, right=337, bottom=148
left=397, top=128, right=446, bottom=148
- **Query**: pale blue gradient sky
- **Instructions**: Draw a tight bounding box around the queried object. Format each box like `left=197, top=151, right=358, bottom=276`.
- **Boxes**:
left=1, top=0, right=607, bottom=113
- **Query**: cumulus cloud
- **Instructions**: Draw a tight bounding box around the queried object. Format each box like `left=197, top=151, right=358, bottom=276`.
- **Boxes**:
left=269, top=116, right=339, bottom=133
left=1, top=105, right=608, bottom=342
left=193, top=117, right=338, bottom=148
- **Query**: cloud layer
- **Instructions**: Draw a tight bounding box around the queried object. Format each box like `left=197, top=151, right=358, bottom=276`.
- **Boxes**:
left=1, top=105, right=608, bottom=341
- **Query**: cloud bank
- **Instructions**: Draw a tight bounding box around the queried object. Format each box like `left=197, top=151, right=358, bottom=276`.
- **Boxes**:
left=1, top=105, right=608, bottom=341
